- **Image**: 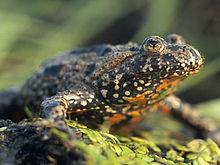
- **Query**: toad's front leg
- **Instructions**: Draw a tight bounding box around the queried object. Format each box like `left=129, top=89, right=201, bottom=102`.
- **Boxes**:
left=39, top=85, right=100, bottom=132
left=41, top=84, right=103, bottom=123
left=41, top=95, right=68, bottom=121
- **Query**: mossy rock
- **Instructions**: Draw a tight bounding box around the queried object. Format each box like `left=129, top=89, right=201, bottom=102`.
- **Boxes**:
left=0, top=119, right=219, bottom=165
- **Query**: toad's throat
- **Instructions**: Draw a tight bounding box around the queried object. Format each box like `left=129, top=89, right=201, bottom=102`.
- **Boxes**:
left=123, top=77, right=181, bottom=105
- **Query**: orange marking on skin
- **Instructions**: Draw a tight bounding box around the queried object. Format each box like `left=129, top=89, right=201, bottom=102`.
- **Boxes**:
left=157, top=101, right=171, bottom=114
left=130, top=116, right=144, bottom=124
left=123, top=90, right=153, bottom=103
left=110, top=116, right=145, bottom=133
left=67, top=109, right=89, bottom=114
left=137, top=105, right=151, bottom=113
left=106, top=114, right=125, bottom=125
left=66, top=111, right=74, bottom=114
left=156, top=78, right=181, bottom=92
left=110, top=125, right=135, bottom=133
left=190, top=70, right=199, bottom=75
left=66, top=110, right=84, bottom=114
left=128, top=110, right=140, bottom=116
left=152, top=102, right=160, bottom=109
left=160, top=105, right=171, bottom=114
left=152, top=93, right=159, bottom=99
left=128, top=105, right=151, bottom=116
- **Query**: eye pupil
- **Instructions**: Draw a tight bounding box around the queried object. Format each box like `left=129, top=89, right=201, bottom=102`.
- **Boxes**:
left=149, top=40, right=159, bottom=47
left=148, top=40, right=160, bottom=50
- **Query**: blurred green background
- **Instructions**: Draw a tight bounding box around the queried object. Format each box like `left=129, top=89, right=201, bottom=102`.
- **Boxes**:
left=0, top=0, right=219, bottom=121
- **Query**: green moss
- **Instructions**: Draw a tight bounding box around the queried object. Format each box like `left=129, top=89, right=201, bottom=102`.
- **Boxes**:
left=66, top=120, right=220, bottom=165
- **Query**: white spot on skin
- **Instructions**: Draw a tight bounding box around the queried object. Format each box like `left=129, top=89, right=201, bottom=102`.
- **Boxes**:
left=106, top=109, right=113, bottom=112
left=87, top=99, right=93, bottom=103
left=69, top=100, right=74, bottom=104
left=81, top=100, right=87, bottom=106
left=114, top=79, right=119, bottom=84
left=173, top=72, right=179, bottom=76
left=118, top=99, right=124, bottom=103
left=123, top=82, right=127, bottom=88
left=164, top=74, right=169, bottom=77
left=105, top=105, right=110, bottom=108
left=137, top=87, right=143, bottom=91
left=133, top=82, right=138, bottom=87
left=115, top=73, right=123, bottom=80
left=89, top=94, right=95, bottom=99
left=145, top=82, right=151, bottom=87
left=114, top=85, right=119, bottom=90
left=139, top=80, right=145, bottom=84
left=181, top=63, right=185, bottom=67
left=113, top=93, right=119, bottom=98
left=122, top=105, right=131, bottom=112
left=78, top=94, right=84, bottom=98
left=64, top=95, right=80, bottom=100
left=125, top=91, right=130, bottom=96
left=153, top=83, right=158, bottom=87
left=101, top=89, right=108, bottom=98
left=73, top=95, right=80, bottom=100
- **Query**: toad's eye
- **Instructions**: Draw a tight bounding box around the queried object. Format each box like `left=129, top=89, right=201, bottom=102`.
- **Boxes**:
left=142, top=36, right=165, bottom=53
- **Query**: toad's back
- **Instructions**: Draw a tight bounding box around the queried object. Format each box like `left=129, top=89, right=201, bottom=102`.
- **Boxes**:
left=20, top=44, right=138, bottom=111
